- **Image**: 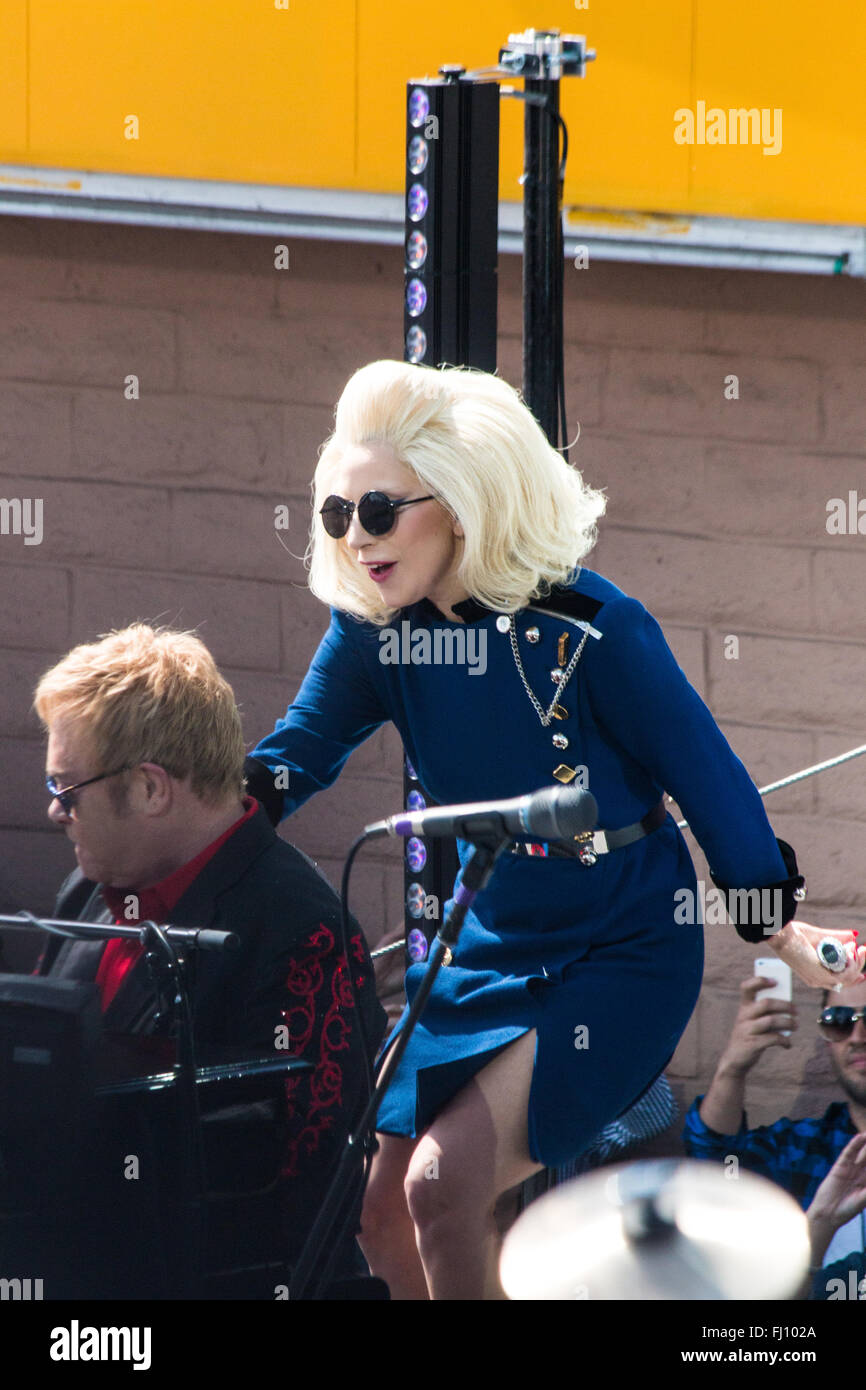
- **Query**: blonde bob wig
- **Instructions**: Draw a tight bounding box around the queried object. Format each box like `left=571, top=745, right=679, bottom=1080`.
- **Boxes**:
left=308, top=359, right=606, bottom=625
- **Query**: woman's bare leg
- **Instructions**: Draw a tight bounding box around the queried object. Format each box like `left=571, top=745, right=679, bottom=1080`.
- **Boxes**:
left=358, top=1132, right=429, bottom=1299
left=404, top=1029, right=543, bottom=1299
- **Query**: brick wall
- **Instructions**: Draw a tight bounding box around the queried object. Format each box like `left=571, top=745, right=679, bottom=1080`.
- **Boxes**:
left=1, top=215, right=864, bottom=1136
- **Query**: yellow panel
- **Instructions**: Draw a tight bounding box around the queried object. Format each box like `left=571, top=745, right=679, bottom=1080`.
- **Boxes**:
left=357, top=1, right=694, bottom=210
left=0, top=0, right=28, bottom=156
left=692, top=0, right=866, bottom=223
left=5, top=1, right=866, bottom=224
left=543, top=1, right=693, bottom=212
left=27, top=0, right=356, bottom=186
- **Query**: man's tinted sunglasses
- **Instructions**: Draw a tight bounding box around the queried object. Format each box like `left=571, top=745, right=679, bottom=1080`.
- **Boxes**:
left=818, top=1006, right=866, bottom=1039
left=46, top=767, right=130, bottom=814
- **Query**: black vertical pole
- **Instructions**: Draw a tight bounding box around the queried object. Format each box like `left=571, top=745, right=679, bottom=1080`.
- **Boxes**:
left=522, top=75, right=561, bottom=446
left=520, top=60, right=562, bottom=1211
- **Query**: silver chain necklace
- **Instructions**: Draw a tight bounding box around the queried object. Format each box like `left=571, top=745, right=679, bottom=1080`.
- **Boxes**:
left=508, top=615, right=590, bottom=726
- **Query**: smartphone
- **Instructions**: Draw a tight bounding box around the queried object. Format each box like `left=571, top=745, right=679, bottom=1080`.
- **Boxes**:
left=754, top=957, right=793, bottom=1037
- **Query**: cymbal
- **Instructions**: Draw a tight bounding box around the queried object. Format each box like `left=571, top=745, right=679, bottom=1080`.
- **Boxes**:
left=500, top=1158, right=810, bottom=1300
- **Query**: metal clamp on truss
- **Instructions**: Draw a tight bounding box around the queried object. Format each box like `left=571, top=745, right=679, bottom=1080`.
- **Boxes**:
left=498, top=28, right=596, bottom=81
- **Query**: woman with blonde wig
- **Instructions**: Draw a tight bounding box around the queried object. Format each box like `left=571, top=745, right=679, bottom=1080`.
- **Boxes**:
left=249, top=358, right=862, bottom=1299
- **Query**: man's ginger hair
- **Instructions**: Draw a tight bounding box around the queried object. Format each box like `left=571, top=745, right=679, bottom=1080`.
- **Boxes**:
left=34, top=624, right=246, bottom=804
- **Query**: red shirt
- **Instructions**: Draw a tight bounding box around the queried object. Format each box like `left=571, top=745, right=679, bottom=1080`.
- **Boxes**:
left=95, top=797, right=258, bottom=1011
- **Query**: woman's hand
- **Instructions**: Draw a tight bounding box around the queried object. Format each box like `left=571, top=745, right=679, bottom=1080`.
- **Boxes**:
left=767, top=920, right=865, bottom=989
left=807, top=1132, right=866, bottom=1264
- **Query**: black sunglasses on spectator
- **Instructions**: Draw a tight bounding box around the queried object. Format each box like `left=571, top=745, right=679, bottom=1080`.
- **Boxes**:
left=817, top=1006, right=866, bottom=1038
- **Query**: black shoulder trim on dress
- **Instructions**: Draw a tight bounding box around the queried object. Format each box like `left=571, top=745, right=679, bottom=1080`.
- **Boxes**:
left=415, top=588, right=606, bottom=626
left=410, top=596, right=494, bottom=625
left=528, top=588, right=605, bottom=622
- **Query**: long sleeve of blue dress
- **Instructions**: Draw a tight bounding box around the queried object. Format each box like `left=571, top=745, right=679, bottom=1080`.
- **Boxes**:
left=581, top=594, right=788, bottom=889
left=253, top=609, right=389, bottom=815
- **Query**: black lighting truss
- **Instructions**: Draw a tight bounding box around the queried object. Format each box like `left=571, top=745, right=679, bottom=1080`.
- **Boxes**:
left=398, top=31, right=594, bottom=975
left=400, top=69, right=499, bottom=967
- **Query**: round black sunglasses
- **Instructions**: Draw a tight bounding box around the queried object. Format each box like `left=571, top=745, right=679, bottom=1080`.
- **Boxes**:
left=319, top=490, right=435, bottom=540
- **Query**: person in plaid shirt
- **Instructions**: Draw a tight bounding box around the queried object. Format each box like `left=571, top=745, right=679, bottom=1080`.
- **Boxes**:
left=683, top=972, right=866, bottom=1286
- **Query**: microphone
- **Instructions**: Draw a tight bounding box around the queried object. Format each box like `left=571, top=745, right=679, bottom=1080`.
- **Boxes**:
left=364, top=784, right=598, bottom=843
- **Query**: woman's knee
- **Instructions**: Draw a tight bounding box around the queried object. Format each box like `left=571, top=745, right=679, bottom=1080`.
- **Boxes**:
left=403, top=1139, right=493, bottom=1235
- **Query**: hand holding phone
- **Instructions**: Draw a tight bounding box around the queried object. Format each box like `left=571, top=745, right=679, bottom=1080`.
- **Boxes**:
left=754, top=957, right=794, bottom=1037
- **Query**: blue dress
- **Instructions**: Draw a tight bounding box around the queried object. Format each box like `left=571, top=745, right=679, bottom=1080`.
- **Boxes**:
left=253, top=568, right=788, bottom=1166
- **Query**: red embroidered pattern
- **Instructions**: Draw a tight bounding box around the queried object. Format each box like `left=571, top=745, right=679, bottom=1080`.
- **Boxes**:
left=279, top=924, right=365, bottom=1178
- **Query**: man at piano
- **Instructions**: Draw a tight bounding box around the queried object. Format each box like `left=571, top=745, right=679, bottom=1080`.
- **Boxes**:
left=32, top=622, right=387, bottom=1297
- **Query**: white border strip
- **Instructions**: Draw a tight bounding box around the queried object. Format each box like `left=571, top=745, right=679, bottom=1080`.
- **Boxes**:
left=0, top=164, right=863, bottom=275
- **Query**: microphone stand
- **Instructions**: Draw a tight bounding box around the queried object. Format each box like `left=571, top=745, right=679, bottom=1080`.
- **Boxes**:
left=289, top=833, right=510, bottom=1300
left=137, top=919, right=205, bottom=1299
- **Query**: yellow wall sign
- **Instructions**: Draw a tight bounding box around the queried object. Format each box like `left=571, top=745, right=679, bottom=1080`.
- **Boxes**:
left=0, top=1, right=863, bottom=224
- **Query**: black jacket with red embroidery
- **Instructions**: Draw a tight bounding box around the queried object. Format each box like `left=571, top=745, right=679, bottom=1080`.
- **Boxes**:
left=42, top=804, right=387, bottom=1273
